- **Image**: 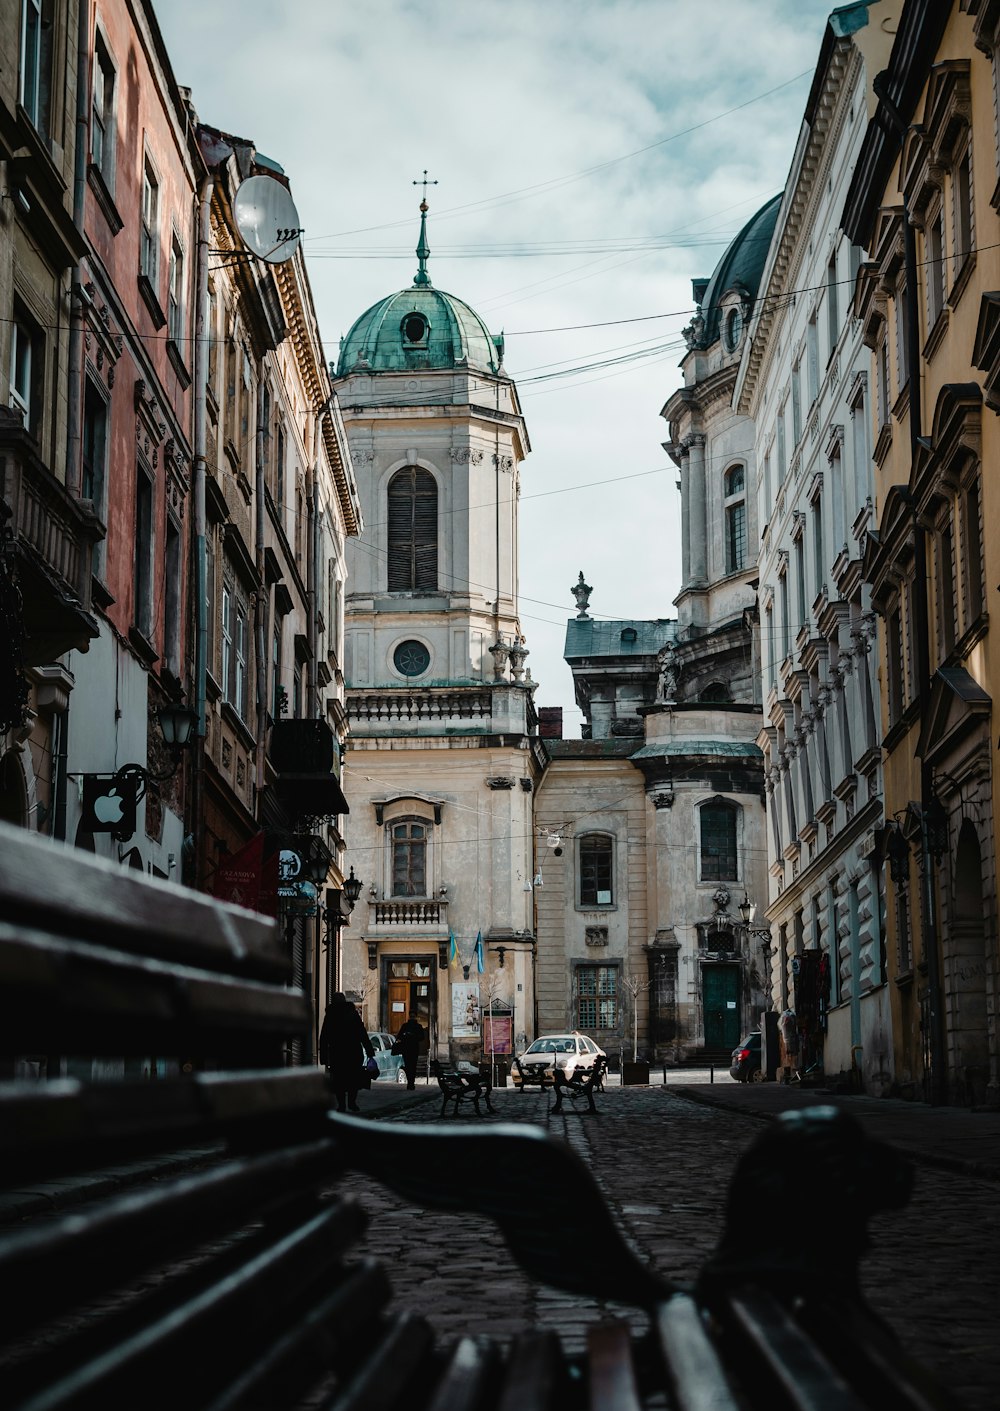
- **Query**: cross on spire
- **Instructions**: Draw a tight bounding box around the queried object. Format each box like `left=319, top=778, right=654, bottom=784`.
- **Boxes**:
left=412, top=171, right=437, bottom=287
left=412, top=169, right=438, bottom=209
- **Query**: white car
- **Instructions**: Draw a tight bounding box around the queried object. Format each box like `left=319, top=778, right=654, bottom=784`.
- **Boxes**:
left=513, top=1032, right=606, bottom=1087
left=368, top=1031, right=408, bottom=1084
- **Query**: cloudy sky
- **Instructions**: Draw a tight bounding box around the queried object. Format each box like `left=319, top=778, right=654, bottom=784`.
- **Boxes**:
left=158, top=0, right=837, bottom=731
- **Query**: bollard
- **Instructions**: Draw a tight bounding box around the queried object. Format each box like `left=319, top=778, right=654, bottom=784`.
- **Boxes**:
left=710, top=1064, right=714, bottom=1084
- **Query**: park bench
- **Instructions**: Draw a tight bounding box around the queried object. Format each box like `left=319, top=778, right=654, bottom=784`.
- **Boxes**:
left=552, top=1054, right=608, bottom=1113
left=512, top=1053, right=554, bottom=1091
left=430, top=1059, right=495, bottom=1117
left=0, top=821, right=958, bottom=1411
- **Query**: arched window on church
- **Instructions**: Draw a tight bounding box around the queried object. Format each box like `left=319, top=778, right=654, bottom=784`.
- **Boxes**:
left=724, top=464, right=747, bottom=574
left=699, top=681, right=732, bottom=703
left=387, top=466, right=437, bottom=592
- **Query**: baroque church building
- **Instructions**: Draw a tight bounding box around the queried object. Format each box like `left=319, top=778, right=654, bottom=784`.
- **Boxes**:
left=532, top=202, right=776, bottom=1065
left=335, top=201, right=543, bottom=1060
left=333, top=197, right=774, bottom=1065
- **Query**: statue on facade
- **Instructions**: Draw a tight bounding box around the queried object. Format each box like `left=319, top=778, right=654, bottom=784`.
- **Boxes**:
left=571, top=572, right=593, bottom=620
left=656, top=641, right=679, bottom=702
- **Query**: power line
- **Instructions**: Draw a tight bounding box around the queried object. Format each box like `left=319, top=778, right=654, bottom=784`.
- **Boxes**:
left=303, top=71, right=813, bottom=244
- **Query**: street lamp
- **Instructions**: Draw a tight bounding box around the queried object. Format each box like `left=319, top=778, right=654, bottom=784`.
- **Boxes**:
left=322, top=867, right=364, bottom=1001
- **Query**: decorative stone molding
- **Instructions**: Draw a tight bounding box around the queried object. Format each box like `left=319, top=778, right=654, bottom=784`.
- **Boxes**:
left=452, top=447, right=484, bottom=465
left=486, top=776, right=515, bottom=790
left=353, top=449, right=376, bottom=465
left=492, top=453, right=514, bottom=472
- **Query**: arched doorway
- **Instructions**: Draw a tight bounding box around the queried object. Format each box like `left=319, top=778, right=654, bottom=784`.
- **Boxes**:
left=949, top=819, right=988, bottom=1101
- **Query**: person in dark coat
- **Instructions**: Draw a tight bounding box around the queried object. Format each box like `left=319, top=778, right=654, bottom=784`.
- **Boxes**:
left=395, top=1015, right=425, bottom=1090
left=319, top=993, right=375, bottom=1112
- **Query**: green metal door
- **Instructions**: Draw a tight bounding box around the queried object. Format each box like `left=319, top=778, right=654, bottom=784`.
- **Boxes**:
left=703, top=965, right=740, bottom=1049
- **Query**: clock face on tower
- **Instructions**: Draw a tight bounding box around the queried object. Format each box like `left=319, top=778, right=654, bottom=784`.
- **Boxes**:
left=394, top=640, right=431, bottom=677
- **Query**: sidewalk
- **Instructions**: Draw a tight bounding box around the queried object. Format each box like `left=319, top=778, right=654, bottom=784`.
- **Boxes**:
left=666, top=1080, right=1000, bottom=1182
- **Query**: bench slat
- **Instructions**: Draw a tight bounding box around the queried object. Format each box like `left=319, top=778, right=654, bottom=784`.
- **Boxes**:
left=725, top=1291, right=868, bottom=1411
left=0, top=928, right=309, bottom=1057
left=654, top=1294, right=742, bottom=1411
left=496, top=1331, right=565, bottom=1411
left=203, top=1260, right=393, bottom=1411
left=0, top=1071, right=331, bottom=1178
left=587, top=1322, right=642, bottom=1411
left=7, top=1203, right=361, bottom=1411
left=423, top=1337, right=504, bottom=1411
left=0, top=822, right=283, bottom=980
left=323, top=1313, right=437, bottom=1411
left=1, top=1141, right=351, bottom=1336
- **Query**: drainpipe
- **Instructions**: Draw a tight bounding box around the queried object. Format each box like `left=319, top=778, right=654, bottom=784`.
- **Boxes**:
left=65, top=0, right=91, bottom=495
left=190, top=174, right=213, bottom=887
left=255, top=359, right=268, bottom=792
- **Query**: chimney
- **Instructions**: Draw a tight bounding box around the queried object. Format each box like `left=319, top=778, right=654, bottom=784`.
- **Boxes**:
left=538, top=707, right=563, bottom=740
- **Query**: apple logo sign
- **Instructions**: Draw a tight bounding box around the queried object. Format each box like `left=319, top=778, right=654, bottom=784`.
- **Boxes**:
left=93, top=788, right=125, bottom=825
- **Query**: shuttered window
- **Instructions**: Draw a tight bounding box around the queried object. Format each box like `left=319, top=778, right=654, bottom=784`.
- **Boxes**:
left=387, top=466, right=437, bottom=591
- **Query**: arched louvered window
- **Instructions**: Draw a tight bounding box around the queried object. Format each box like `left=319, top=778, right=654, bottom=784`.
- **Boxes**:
left=387, top=466, right=437, bottom=592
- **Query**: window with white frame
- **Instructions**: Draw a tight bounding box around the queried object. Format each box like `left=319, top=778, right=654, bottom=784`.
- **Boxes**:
left=807, top=314, right=819, bottom=404
left=391, top=821, right=427, bottom=897
left=9, top=312, right=39, bottom=434
left=724, top=464, right=747, bottom=574
left=925, top=205, right=945, bottom=327
left=221, top=575, right=250, bottom=718
left=791, top=363, right=802, bottom=446
left=140, top=158, right=159, bottom=285
left=91, top=31, right=116, bottom=188
left=576, top=965, right=618, bottom=1030
left=168, top=234, right=184, bottom=344
left=827, top=249, right=839, bottom=356
left=579, top=833, right=614, bottom=907
left=19, top=0, right=53, bottom=137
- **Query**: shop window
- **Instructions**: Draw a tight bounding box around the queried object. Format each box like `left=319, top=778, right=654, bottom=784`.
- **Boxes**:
left=579, top=833, right=613, bottom=906
left=577, top=965, right=618, bottom=1029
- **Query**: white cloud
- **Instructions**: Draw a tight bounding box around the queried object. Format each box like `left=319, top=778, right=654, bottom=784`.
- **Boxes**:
left=158, top=0, right=834, bottom=727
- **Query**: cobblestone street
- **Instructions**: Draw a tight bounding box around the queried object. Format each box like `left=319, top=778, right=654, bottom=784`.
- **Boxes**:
left=348, top=1085, right=1000, bottom=1411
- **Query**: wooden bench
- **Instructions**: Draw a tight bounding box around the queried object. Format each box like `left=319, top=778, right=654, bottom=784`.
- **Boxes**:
left=430, top=1059, right=495, bottom=1117
left=552, top=1054, right=607, bottom=1113
left=0, top=822, right=959, bottom=1411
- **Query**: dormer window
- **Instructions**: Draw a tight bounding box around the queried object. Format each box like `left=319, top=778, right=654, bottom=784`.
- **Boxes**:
left=402, top=312, right=428, bottom=345
left=724, top=305, right=743, bottom=352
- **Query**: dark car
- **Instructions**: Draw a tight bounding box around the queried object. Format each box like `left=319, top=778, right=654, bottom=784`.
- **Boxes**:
left=730, top=1031, right=763, bottom=1083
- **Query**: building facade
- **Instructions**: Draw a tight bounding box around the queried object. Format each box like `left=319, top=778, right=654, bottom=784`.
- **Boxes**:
left=335, top=204, right=542, bottom=1060
left=844, top=0, right=1000, bottom=1104
left=532, top=201, right=776, bottom=1065
left=735, top=3, right=900, bottom=1092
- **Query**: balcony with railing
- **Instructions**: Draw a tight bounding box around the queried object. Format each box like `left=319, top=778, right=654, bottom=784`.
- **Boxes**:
left=1, top=409, right=102, bottom=664
left=370, top=896, right=449, bottom=930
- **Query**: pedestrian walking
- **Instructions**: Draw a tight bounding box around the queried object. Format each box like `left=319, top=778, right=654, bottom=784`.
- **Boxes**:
left=394, top=1014, right=425, bottom=1090
left=320, top=992, right=375, bottom=1112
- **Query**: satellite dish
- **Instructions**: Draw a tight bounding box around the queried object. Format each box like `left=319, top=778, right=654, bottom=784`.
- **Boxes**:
left=233, top=175, right=302, bottom=264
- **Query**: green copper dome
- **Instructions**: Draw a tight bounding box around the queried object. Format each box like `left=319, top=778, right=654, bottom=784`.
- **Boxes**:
left=337, top=286, right=504, bottom=376
left=336, top=199, right=504, bottom=376
left=698, top=194, right=781, bottom=346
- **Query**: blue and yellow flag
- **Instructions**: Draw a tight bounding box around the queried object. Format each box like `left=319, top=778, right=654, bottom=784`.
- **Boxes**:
left=475, top=931, right=485, bottom=974
left=449, top=930, right=459, bottom=968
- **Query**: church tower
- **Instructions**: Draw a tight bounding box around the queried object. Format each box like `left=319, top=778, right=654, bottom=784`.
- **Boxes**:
left=332, top=196, right=540, bottom=1061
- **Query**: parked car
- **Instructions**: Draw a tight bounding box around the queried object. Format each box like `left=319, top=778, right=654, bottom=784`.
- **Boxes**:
left=368, top=1032, right=407, bottom=1083
left=730, top=1032, right=763, bottom=1083
left=512, top=1033, right=606, bottom=1087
